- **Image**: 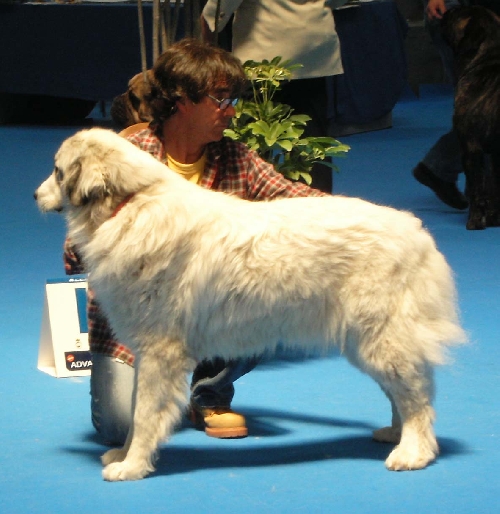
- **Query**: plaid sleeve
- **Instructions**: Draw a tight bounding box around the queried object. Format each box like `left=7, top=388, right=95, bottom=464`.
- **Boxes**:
left=126, top=126, right=164, bottom=160
left=63, top=238, right=86, bottom=275
left=238, top=144, right=327, bottom=200
left=87, top=289, right=135, bottom=366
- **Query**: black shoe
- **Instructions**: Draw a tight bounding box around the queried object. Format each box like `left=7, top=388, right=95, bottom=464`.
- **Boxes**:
left=413, top=163, right=469, bottom=210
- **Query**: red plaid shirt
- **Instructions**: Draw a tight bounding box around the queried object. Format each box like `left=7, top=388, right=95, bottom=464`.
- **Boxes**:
left=64, top=126, right=326, bottom=366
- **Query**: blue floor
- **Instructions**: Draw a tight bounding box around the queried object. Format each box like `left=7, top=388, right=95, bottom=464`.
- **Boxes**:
left=0, top=88, right=498, bottom=513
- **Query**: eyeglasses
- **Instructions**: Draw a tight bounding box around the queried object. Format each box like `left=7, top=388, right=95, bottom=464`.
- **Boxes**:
left=207, top=94, right=239, bottom=111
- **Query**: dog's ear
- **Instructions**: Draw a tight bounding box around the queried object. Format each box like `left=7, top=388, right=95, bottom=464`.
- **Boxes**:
left=132, top=70, right=155, bottom=123
left=452, top=8, right=500, bottom=55
left=441, top=10, right=470, bottom=50
left=64, top=155, right=110, bottom=207
left=458, top=16, right=488, bottom=53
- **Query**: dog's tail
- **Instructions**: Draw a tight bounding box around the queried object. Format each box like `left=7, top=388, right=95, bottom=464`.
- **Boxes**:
left=396, top=230, right=467, bottom=366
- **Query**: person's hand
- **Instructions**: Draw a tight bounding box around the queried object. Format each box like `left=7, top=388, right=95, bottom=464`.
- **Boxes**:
left=426, top=0, right=447, bottom=19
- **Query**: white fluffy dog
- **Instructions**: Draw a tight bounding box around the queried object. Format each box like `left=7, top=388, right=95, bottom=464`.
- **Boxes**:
left=35, top=128, right=466, bottom=481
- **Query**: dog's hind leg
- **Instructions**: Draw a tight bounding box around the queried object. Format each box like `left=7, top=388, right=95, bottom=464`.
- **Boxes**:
left=372, top=389, right=402, bottom=444
left=462, top=147, right=489, bottom=230
left=486, top=151, right=500, bottom=226
left=351, top=336, right=438, bottom=471
left=380, top=364, right=438, bottom=471
left=101, top=339, right=191, bottom=481
left=366, top=350, right=438, bottom=471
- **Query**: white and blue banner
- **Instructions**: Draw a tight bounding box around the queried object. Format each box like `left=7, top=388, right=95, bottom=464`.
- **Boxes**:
left=38, top=275, right=92, bottom=378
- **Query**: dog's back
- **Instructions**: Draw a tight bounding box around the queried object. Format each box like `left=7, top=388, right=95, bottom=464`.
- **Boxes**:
left=86, top=179, right=463, bottom=368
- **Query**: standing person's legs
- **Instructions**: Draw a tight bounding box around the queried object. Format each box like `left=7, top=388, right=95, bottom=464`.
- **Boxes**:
left=413, top=129, right=468, bottom=209
left=276, top=77, right=333, bottom=193
left=421, top=129, right=463, bottom=183
left=413, top=0, right=469, bottom=209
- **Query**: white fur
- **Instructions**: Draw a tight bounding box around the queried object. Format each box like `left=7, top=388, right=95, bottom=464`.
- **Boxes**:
left=35, top=128, right=466, bottom=481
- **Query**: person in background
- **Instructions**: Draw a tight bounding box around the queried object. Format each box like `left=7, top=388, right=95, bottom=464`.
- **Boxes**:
left=201, top=0, right=347, bottom=193
left=64, top=39, right=326, bottom=445
left=411, top=0, right=470, bottom=209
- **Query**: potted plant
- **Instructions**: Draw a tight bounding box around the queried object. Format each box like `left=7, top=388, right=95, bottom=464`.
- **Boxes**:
left=224, top=57, right=350, bottom=185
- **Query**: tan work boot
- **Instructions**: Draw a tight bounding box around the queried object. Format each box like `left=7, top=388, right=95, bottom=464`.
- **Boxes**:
left=190, top=404, right=248, bottom=438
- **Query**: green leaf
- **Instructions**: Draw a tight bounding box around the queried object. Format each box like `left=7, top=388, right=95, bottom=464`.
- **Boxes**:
left=288, top=114, right=311, bottom=125
left=277, top=140, right=294, bottom=152
left=248, top=120, right=271, bottom=136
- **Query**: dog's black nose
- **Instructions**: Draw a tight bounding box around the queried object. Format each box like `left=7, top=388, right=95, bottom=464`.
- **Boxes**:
left=34, top=192, right=38, bottom=200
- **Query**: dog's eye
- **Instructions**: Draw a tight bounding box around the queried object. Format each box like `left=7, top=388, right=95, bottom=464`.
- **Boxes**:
left=55, top=167, right=64, bottom=183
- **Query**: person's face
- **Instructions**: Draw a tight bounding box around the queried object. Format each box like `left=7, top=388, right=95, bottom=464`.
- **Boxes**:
left=182, top=85, right=237, bottom=145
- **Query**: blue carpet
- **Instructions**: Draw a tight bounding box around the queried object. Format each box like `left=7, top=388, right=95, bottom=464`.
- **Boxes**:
left=0, top=88, right=498, bottom=513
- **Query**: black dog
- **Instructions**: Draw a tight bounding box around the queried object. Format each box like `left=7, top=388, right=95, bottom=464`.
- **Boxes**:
left=442, top=6, right=500, bottom=230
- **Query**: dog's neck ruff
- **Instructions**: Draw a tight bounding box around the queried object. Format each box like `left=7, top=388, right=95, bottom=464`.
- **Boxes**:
left=111, top=193, right=136, bottom=218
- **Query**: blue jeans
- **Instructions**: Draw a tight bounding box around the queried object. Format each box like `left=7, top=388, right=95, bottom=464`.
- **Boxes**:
left=190, top=356, right=260, bottom=409
left=90, top=353, right=257, bottom=445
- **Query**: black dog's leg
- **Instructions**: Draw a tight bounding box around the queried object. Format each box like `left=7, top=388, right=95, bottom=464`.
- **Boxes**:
left=487, top=151, right=500, bottom=226
left=463, top=148, right=489, bottom=230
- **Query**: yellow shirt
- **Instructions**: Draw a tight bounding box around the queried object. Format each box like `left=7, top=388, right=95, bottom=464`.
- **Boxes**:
left=167, top=151, right=206, bottom=185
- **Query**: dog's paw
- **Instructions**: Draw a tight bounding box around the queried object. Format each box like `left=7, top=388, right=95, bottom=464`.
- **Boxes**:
left=373, top=426, right=401, bottom=444
left=102, top=461, right=152, bottom=482
left=486, top=212, right=500, bottom=227
left=101, top=448, right=127, bottom=466
left=466, top=212, right=487, bottom=230
left=385, top=444, right=436, bottom=471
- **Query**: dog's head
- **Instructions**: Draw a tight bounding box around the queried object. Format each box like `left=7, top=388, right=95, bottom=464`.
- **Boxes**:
left=110, top=70, right=155, bottom=129
left=441, top=6, right=500, bottom=61
left=36, top=129, right=119, bottom=214
left=35, top=128, right=167, bottom=237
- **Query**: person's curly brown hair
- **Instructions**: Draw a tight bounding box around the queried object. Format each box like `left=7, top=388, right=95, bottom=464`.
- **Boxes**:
left=148, top=38, right=248, bottom=129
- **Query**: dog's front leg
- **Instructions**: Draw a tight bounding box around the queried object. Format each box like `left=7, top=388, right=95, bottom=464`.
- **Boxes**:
left=463, top=149, right=488, bottom=230
left=486, top=151, right=500, bottom=227
left=102, top=339, right=191, bottom=481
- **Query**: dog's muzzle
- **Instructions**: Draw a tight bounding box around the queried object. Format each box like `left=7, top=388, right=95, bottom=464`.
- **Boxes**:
left=34, top=191, right=63, bottom=212
left=34, top=173, right=64, bottom=213
left=110, top=94, right=131, bottom=128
